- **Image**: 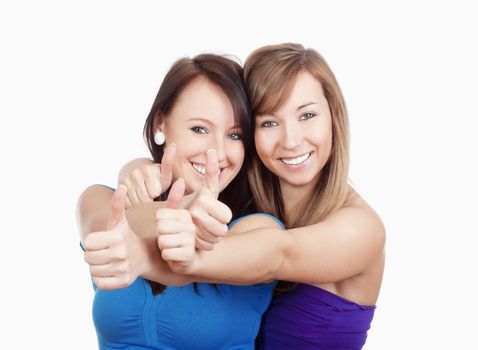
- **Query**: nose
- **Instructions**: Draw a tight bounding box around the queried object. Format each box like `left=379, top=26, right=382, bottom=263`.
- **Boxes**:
left=281, top=121, right=302, bottom=150
left=210, top=135, right=227, bottom=163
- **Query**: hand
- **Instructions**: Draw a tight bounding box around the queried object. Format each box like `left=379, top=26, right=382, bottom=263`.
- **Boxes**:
left=120, top=143, right=176, bottom=209
left=83, top=186, right=152, bottom=290
left=188, top=149, right=232, bottom=251
left=156, top=178, right=198, bottom=274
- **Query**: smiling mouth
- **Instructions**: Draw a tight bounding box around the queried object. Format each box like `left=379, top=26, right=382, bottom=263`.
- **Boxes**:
left=191, top=163, right=224, bottom=176
left=280, top=152, right=311, bottom=165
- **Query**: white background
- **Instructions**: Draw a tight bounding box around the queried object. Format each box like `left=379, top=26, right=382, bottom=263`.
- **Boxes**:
left=1, top=1, right=477, bottom=348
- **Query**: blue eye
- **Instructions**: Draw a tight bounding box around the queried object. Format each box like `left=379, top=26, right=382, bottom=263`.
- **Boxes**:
left=228, top=132, right=242, bottom=141
left=261, top=120, right=278, bottom=128
left=299, top=112, right=317, bottom=120
left=191, top=126, right=208, bottom=134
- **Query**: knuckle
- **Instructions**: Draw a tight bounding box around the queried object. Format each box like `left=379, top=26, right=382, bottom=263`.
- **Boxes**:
left=157, top=236, right=166, bottom=248
left=197, top=195, right=208, bottom=206
left=131, top=168, right=142, bottom=180
left=115, top=246, right=127, bottom=260
left=118, top=262, right=128, bottom=273
left=161, top=249, right=170, bottom=261
left=179, top=209, right=192, bottom=221
left=83, top=236, right=92, bottom=250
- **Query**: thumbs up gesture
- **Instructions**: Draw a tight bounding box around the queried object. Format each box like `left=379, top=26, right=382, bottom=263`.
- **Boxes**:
left=119, top=143, right=176, bottom=209
left=83, top=186, right=152, bottom=290
left=187, top=149, right=232, bottom=251
left=155, top=178, right=198, bottom=274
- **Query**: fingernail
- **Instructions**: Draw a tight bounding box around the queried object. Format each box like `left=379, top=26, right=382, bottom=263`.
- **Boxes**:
left=207, top=149, right=216, bottom=154
left=118, top=184, right=128, bottom=193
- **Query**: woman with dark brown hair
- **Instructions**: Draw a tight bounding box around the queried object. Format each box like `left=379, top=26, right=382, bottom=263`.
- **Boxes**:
left=77, top=53, right=284, bottom=350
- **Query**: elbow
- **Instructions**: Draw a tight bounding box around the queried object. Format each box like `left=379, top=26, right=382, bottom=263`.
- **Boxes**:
left=76, top=185, right=113, bottom=239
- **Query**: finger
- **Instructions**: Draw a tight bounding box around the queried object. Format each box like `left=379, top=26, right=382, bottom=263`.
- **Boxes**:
left=166, top=178, right=185, bottom=209
left=145, top=165, right=162, bottom=199
left=135, top=181, right=151, bottom=203
left=124, top=178, right=140, bottom=207
left=93, top=276, right=131, bottom=290
left=160, top=142, right=176, bottom=192
left=125, top=196, right=132, bottom=210
left=89, top=263, right=117, bottom=278
left=157, top=232, right=193, bottom=250
left=156, top=218, right=184, bottom=236
left=195, top=236, right=215, bottom=251
left=107, top=185, right=127, bottom=229
left=83, top=231, right=112, bottom=251
left=193, top=195, right=232, bottom=224
left=84, top=249, right=114, bottom=265
left=161, top=248, right=193, bottom=264
left=194, top=217, right=228, bottom=240
left=205, top=149, right=220, bottom=195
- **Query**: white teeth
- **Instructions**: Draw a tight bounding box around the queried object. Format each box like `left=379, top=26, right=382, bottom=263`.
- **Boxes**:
left=192, top=163, right=205, bottom=175
left=281, top=152, right=311, bottom=165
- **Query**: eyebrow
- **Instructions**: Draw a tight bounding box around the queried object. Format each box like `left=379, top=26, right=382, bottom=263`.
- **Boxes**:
left=255, top=102, right=319, bottom=119
left=297, top=102, right=319, bottom=110
left=187, top=117, right=213, bottom=124
left=187, top=117, right=240, bottom=130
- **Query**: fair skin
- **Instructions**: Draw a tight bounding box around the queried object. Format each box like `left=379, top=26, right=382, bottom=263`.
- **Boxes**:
left=124, top=72, right=385, bottom=306
left=255, top=71, right=333, bottom=223
left=77, top=77, right=281, bottom=289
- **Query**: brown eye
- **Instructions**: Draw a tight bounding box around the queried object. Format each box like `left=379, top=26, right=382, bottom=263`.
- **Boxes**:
left=228, top=132, right=242, bottom=141
left=261, top=120, right=278, bottom=128
left=299, top=112, right=317, bottom=121
left=191, top=126, right=208, bottom=134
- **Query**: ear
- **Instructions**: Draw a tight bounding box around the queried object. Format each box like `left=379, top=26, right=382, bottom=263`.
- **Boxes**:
left=153, top=114, right=167, bottom=134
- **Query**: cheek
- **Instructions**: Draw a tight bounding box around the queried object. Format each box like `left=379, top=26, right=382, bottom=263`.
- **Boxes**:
left=254, top=131, right=274, bottom=163
left=231, top=143, right=245, bottom=168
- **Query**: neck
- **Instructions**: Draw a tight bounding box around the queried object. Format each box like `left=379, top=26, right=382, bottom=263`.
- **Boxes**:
left=280, top=180, right=316, bottom=225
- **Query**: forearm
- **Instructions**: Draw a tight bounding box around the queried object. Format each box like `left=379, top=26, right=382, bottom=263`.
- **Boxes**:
left=126, top=203, right=195, bottom=286
left=140, top=236, right=194, bottom=286
left=190, top=228, right=287, bottom=284
left=78, top=185, right=192, bottom=286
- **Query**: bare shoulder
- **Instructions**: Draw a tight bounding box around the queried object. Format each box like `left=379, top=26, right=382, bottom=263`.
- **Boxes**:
left=228, top=213, right=284, bottom=236
left=338, top=188, right=386, bottom=246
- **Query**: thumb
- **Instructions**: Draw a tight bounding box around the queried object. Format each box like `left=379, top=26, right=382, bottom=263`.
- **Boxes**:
left=107, top=185, right=127, bottom=229
left=166, top=178, right=186, bottom=209
left=160, top=142, right=176, bottom=192
left=204, top=149, right=220, bottom=197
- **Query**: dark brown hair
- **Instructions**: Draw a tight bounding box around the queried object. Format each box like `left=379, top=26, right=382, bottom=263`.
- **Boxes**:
left=143, top=54, right=256, bottom=294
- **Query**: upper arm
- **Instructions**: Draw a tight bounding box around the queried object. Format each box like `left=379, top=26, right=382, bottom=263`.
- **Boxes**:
left=76, top=185, right=114, bottom=243
left=277, top=206, right=386, bottom=284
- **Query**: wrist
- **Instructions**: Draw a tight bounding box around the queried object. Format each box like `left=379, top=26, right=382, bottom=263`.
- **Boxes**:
left=138, top=236, right=158, bottom=277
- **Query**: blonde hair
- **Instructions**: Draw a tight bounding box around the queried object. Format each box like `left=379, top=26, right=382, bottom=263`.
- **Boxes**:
left=244, top=43, right=350, bottom=228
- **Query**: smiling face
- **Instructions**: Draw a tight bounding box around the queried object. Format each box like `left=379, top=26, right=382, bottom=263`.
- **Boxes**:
left=157, top=77, right=245, bottom=194
left=254, top=71, right=333, bottom=192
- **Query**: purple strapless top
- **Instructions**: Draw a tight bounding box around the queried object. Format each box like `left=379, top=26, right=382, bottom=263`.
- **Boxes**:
left=257, top=283, right=376, bottom=349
